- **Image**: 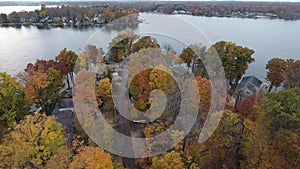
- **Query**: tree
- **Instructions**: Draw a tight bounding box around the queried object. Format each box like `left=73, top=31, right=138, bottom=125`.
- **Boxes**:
left=55, top=48, right=78, bottom=89
left=0, top=113, right=71, bottom=168
left=265, top=58, right=286, bottom=92
left=262, top=89, right=300, bottom=133
left=144, top=121, right=172, bottom=154
left=212, top=41, right=254, bottom=93
left=201, top=110, right=242, bottom=169
left=283, top=59, right=300, bottom=89
left=24, top=59, right=64, bottom=79
left=149, top=65, right=174, bottom=93
left=0, top=72, right=29, bottom=139
left=108, top=31, right=131, bottom=62
left=69, top=146, right=113, bottom=169
left=129, top=69, right=152, bottom=111
left=151, top=150, right=185, bottom=169
left=0, top=13, right=8, bottom=23
left=39, top=10, right=47, bottom=18
left=132, top=36, right=160, bottom=53
left=25, top=68, right=62, bottom=114
left=84, top=45, right=103, bottom=65
left=195, top=76, right=211, bottom=115
left=235, top=94, right=259, bottom=120
left=240, top=112, right=271, bottom=169
left=179, top=45, right=199, bottom=72
left=23, top=59, right=64, bottom=114
left=98, top=77, right=112, bottom=97
left=8, top=11, right=20, bottom=23
left=269, top=129, right=300, bottom=169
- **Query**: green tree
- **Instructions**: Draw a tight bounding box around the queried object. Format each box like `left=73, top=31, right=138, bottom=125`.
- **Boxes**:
left=262, top=89, right=300, bottom=133
left=0, top=113, right=71, bottom=168
left=0, top=72, right=29, bottom=139
left=266, top=58, right=286, bottom=92
left=212, top=41, right=255, bottom=93
left=0, top=13, right=8, bottom=23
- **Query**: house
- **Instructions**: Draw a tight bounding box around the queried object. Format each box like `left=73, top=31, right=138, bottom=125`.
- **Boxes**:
left=236, top=76, right=263, bottom=99
left=93, top=14, right=105, bottom=24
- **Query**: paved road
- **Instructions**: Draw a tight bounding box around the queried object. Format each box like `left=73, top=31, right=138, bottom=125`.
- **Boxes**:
left=117, top=70, right=137, bottom=169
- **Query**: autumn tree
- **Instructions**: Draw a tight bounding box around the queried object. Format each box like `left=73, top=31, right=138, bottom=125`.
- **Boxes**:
left=98, top=77, right=112, bottom=97
left=195, top=76, right=211, bottom=115
left=25, top=68, right=62, bottom=114
left=84, top=45, right=104, bottom=65
left=39, top=11, right=47, bottom=19
left=151, top=150, right=185, bottom=169
left=212, top=41, right=255, bottom=93
left=69, top=146, right=113, bottom=169
left=23, top=59, right=64, bottom=114
left=268, top=129, right=300, bottom=169
left=149, top=65, right=175, bottom=94
left=201, top=110, right=242, bottom=169
left=239, top=111, right=271, bottom=169
left=8, top=11, right=20, bottom=23
left=265, top=58, right=286, bottom=91
left=179, top=45, right=199, bottom=72
left=262, top=89, right=300, bottom=133
left=235, top=94, right=259, bottom=120
left=0, top=113, right=71, bottom=168
left=55, top=48, right=78, bottom=89
left=283, top=59, right=300, bottom=89
left=108, top=31, right=134, bottom=62
left=108, top=30, right=139, bottom=62
left=0, top=72, right=29, bottom=139
left=129, top=69, right=152, bottom=111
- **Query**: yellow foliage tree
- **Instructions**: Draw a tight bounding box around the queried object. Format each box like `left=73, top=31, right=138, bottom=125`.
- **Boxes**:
left=69, top=146, right=113, bottom=169
left=151, top=150, right=185, bottom=169
left=0, top=112, right=71, bottom=168
left=98, top=77, right=112, bottom=97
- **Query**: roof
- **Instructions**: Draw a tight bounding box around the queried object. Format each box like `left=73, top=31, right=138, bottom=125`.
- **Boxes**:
left=238, top=76, right=263, bottom=93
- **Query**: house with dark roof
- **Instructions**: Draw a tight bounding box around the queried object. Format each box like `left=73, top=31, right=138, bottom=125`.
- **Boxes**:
left=236, top=76, right=263, bottom=100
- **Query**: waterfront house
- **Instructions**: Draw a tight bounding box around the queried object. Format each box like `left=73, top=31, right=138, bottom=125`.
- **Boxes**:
left=236, top=75, right=263, bottom=100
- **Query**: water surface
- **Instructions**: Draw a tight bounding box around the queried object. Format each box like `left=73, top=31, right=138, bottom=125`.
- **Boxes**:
left=0, top=11, right=299, bottom=81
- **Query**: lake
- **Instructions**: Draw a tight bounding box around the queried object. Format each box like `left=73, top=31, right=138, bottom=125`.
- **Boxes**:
left=0, top=8, right=299, bottom=82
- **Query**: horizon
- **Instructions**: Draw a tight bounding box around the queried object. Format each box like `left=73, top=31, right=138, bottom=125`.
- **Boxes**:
left=0, top=0, right=300, bottom=2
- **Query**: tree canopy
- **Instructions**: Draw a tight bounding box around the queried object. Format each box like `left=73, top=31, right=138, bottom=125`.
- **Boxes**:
left=212, top=41, right=255, bottom=92
left=0, top=113, right=70, bottom=169
left=0, top=72, right=29, bottom=138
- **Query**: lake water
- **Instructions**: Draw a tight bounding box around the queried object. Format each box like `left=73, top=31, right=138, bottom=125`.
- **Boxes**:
left=0, top=8, right=299, bottom=82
